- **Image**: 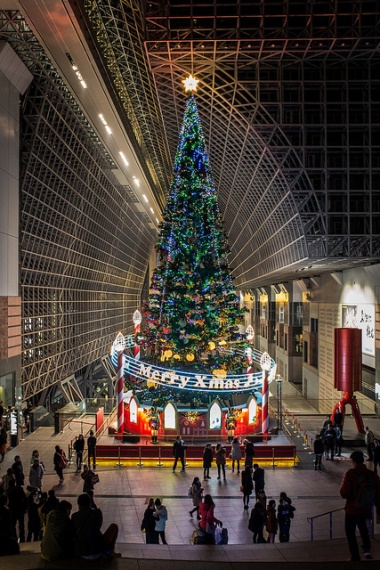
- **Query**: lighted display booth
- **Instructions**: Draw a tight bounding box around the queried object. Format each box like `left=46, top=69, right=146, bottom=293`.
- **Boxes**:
left=112, top=335, right=275, bottom=442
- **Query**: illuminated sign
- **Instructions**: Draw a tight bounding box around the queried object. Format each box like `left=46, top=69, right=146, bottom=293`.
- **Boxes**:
left=111, top=336, right=276, bottom=393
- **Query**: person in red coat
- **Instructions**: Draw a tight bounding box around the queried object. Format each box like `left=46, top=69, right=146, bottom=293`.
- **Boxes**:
left=340, top=450, right=380, bottom=561
left=198, top=494, right=222, bottom=545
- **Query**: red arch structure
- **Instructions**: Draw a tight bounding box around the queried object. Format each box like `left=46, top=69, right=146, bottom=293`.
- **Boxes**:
left=331, top=328, right=365, bottom=434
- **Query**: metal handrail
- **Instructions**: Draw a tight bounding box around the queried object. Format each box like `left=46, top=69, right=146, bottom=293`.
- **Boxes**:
left=307, top=508, right=344, bottom=541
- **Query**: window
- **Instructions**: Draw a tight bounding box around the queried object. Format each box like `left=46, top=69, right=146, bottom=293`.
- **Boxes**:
left=164, top=402, right=176, bottom=429
left=248, top=398, right=257, bottom=424
left=209, top=402, right=222, bottom=430
left=130, top=398, right=138, bottom=424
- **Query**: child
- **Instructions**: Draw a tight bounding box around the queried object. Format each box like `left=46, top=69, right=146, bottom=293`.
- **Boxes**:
left=266, top=499, right=278, bottom=543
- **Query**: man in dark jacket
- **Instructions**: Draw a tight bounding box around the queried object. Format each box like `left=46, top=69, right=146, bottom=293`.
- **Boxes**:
left=244, top=439, right=255, bottom=468
left=7, top=478, right=27, bottom=542
left=340, top=450, right=380, bottom=561
left=87, top=431, right=97, bottom=469
left=172, top=436, right=186, bottom=472
left=0, top=494, right=19, bottom=555
left=252, top=463, right=265, bottom=497
left=11, top=455, right=25, bottom=487
left=313, top=434, right=325, bottom=470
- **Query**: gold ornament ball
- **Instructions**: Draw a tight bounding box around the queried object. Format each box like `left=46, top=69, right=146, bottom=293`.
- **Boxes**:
left=208, top=341, right=216, bottom=350
left=186, top=353, right=195, bottom=362
left=147, top=379, right=156, bottom=389
left=173, top=354, right=181, bottom=360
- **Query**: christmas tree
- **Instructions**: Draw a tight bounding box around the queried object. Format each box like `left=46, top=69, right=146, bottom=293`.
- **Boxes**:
left=142, top=93, right=247, bottom=371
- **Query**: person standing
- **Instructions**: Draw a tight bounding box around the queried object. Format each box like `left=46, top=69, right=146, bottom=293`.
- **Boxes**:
left=26, top=489, right=41, bottom=542
left=230, top=437, right=242, bottom=474
left=333, top=407, right=343, bottom=431
left=313, top=433, right=325, bottom=470
left=241, top=465, right=253, bottom=510
left=2, top=467, right=15, bottom=491
left=266, top=499, right=278, bottom=543
left=0, top=427, right=7, bottom=461
left=373, top=439, right=380, bottom=475
left=324, top=425, right=336, bottom=460
left=277, top=497, right=292, bottom=542
left=29, top=458, right=44, bottom=491
left=172, top=435, right=186, bottom=472
left=154, top=498, right=168, bottom=544
left=244, top=439, right=255, bottom=469
left=0, top=494, right=20, bottom=555
left=0, top=400, right=4, bottom=427
left=53, top=445, right=67, bottom=483
left=189, top=476, right=203, bottom=519
left=216, top=443, right=226, bottom=480
left=74, top=434, right=85, bottom=472
left=12, top=455, right=25, bottom=487
left=248, top=501, right=266, bottom=543
left=7, top=478, right=27, bottom=543
left=252, top=463, right=265, bottom=498
left=365, top=426, right=375, bottom=462
left=335, top=425, right=343, bottom=457
left=81, top=464, right=96, bottom=494
left=198, top=494, right=222, bottom=545
left=141, top=498, right=158, bottom=544
left=87, top=430, right=97, bottom=469
left=340, top=450, right=380, bottom=561
left=203, top=443, right=213, bottom=479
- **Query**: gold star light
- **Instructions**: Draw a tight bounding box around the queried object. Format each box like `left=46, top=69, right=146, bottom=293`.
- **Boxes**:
left=183, top=74, right=199, bottom=92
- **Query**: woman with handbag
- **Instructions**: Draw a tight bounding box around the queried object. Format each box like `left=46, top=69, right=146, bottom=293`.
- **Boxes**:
left=198, top=494, right=222, bottom=545
left=53, top=446, right=67, bottom=484
left=241, top=465, right=254, bottom=510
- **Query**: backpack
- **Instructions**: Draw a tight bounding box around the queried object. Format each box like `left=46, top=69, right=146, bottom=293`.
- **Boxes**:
left=354, top=472, right=377, bottom=513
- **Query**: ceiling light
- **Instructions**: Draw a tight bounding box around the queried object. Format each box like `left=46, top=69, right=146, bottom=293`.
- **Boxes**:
left=150, top=208, right=154, bottom=214
left=119, top=151, right=129, bottom=166
left=142, top=194, right=149, bottom=202
left=105, top=125, right=112, bottom=135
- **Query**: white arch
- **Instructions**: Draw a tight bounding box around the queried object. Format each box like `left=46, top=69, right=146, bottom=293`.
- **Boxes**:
left=164, top=402, right=176, bottom=429
left=130, top=397, right=138, bottom=423
left=209, top=401, right=222, bottom=430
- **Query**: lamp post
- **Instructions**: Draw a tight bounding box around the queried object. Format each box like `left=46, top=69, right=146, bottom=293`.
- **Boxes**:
left=276, top=374, right=283, bottom=431
left=260, top=351, right=271, bottom=442
left=113, top=332, right=126, bottom=434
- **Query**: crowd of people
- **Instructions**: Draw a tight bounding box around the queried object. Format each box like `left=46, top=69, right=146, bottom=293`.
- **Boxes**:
left=1, top=427, right=379, bottom=561
left=0, top=437, right=119, bottom=560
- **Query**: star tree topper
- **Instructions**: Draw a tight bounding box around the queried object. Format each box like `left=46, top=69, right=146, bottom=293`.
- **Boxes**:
left=183, top=74, right=199, bottom=92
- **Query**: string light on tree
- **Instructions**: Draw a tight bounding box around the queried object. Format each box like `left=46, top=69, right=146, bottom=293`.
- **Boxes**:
left=140, top=85, right=247, bottom=371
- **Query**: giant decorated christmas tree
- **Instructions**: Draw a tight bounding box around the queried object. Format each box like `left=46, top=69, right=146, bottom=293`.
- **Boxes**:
left=141, top=88, right=247, bottom=373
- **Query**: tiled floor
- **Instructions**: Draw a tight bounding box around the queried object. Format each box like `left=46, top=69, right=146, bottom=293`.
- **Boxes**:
left=1, top=408, right=379, bottom=563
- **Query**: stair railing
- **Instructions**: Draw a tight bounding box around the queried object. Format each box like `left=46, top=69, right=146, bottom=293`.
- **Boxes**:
left=307, top=507, right=375, bottom=541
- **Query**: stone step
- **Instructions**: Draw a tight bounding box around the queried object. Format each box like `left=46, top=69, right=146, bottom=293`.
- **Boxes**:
left=0, top=535, right=377, bottom=569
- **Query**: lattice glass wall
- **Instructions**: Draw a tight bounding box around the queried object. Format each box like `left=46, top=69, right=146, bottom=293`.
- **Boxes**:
left=0, top=10, right=156, bottom=400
